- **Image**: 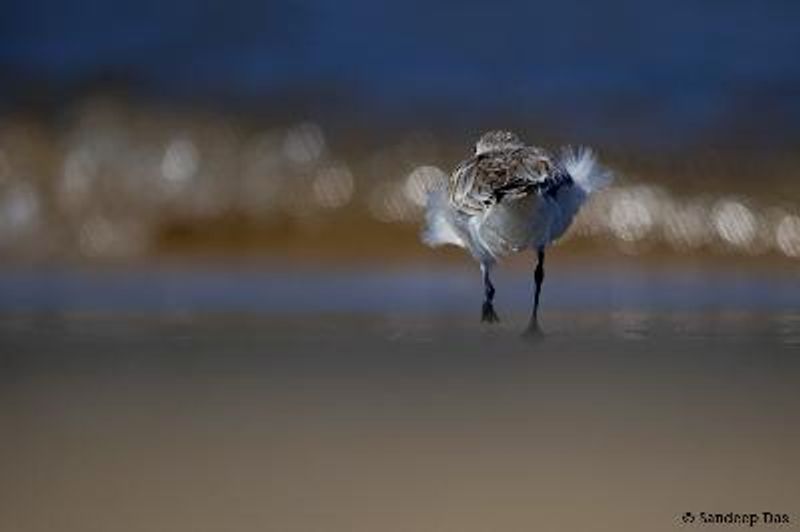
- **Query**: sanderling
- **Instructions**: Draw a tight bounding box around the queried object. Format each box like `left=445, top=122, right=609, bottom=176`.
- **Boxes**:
left=423, top=130, right=613, bottom=333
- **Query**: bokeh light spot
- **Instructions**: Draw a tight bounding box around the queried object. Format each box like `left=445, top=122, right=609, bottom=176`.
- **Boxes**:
left=161, top=138, right=199, bottom=187
left=609, top=194, right=653, bottom=242
left=404, top=165, right=447, bottom=207
left=0, top=184, right=40, bottom=239
left=312, top=163, right=354, bottom=209
left=776, top=214, right=800, bottom=257
left=283, top=123, right=325, bottom=164
left=712, top=199, right=756, bottom=249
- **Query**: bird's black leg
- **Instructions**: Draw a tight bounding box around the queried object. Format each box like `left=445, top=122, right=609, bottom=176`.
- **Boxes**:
left=481, top=263, right=499, bottom=323
left=526, top=247, right=546, bottom=333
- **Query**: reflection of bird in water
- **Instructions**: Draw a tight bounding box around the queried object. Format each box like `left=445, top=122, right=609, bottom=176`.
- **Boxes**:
left=423, top=130, right=613, bottom=334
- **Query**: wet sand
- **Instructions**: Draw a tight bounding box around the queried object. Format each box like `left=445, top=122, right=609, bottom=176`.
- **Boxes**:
left=1, top=312, right=799, bottom=532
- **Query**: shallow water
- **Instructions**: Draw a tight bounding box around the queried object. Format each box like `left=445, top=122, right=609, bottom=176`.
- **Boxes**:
left=1, top=267, right=799, bottom=313
left=1, top=269, right=799, bottom=531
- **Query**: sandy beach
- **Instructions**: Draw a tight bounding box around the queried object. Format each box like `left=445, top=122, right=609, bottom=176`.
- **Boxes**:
left=2, top=305, right=798, bottom=532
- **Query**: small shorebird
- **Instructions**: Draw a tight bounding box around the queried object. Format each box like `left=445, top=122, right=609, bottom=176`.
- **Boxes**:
left=423, top=130, right=613, bottom=333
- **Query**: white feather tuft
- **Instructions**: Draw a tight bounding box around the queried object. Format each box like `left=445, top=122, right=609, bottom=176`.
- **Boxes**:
left=422, top=186, right=465, bottom=248
left=560, top=146, right=613, bottom=194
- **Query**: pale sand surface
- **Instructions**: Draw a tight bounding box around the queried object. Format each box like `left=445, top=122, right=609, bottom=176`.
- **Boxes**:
left=1, top=311, right=799, bottom=532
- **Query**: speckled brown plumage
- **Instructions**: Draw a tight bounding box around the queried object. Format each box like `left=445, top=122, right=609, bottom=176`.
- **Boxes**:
left=449, top=144, right=570, bottom=216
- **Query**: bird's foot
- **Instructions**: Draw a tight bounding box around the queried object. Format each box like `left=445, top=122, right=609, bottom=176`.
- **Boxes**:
left=481, top=302, right=500, bottom=323
left=522, top=320, right=544, bottom=339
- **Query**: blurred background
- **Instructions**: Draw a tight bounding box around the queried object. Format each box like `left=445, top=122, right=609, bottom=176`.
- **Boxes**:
left=1, top=0, right=799, bottom=273
left=2, top=2, right=800, bottom=532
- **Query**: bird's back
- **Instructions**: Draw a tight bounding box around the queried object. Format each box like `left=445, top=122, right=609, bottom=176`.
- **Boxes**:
left=448, top=146, right=558, bottom=216
left=448, top=146, right=577, bottom=256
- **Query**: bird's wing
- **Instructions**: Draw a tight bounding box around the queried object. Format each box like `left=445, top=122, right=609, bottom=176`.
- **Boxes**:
left=449, top=148, right=572, bottom=215
left=448, top=157, right=486, bottom=215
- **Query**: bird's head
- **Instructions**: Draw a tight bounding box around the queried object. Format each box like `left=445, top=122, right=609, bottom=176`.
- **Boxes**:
left=475, top=130, right=524, bottom=155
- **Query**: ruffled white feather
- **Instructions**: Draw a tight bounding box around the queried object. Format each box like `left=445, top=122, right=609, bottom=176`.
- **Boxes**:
left=560, top=146, right=613, bottom=194
left=422, top=186, right=465, bottom=248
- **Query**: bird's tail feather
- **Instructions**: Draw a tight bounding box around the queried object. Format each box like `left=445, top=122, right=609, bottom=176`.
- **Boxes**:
left=560, top=146, right=613, bottom=194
